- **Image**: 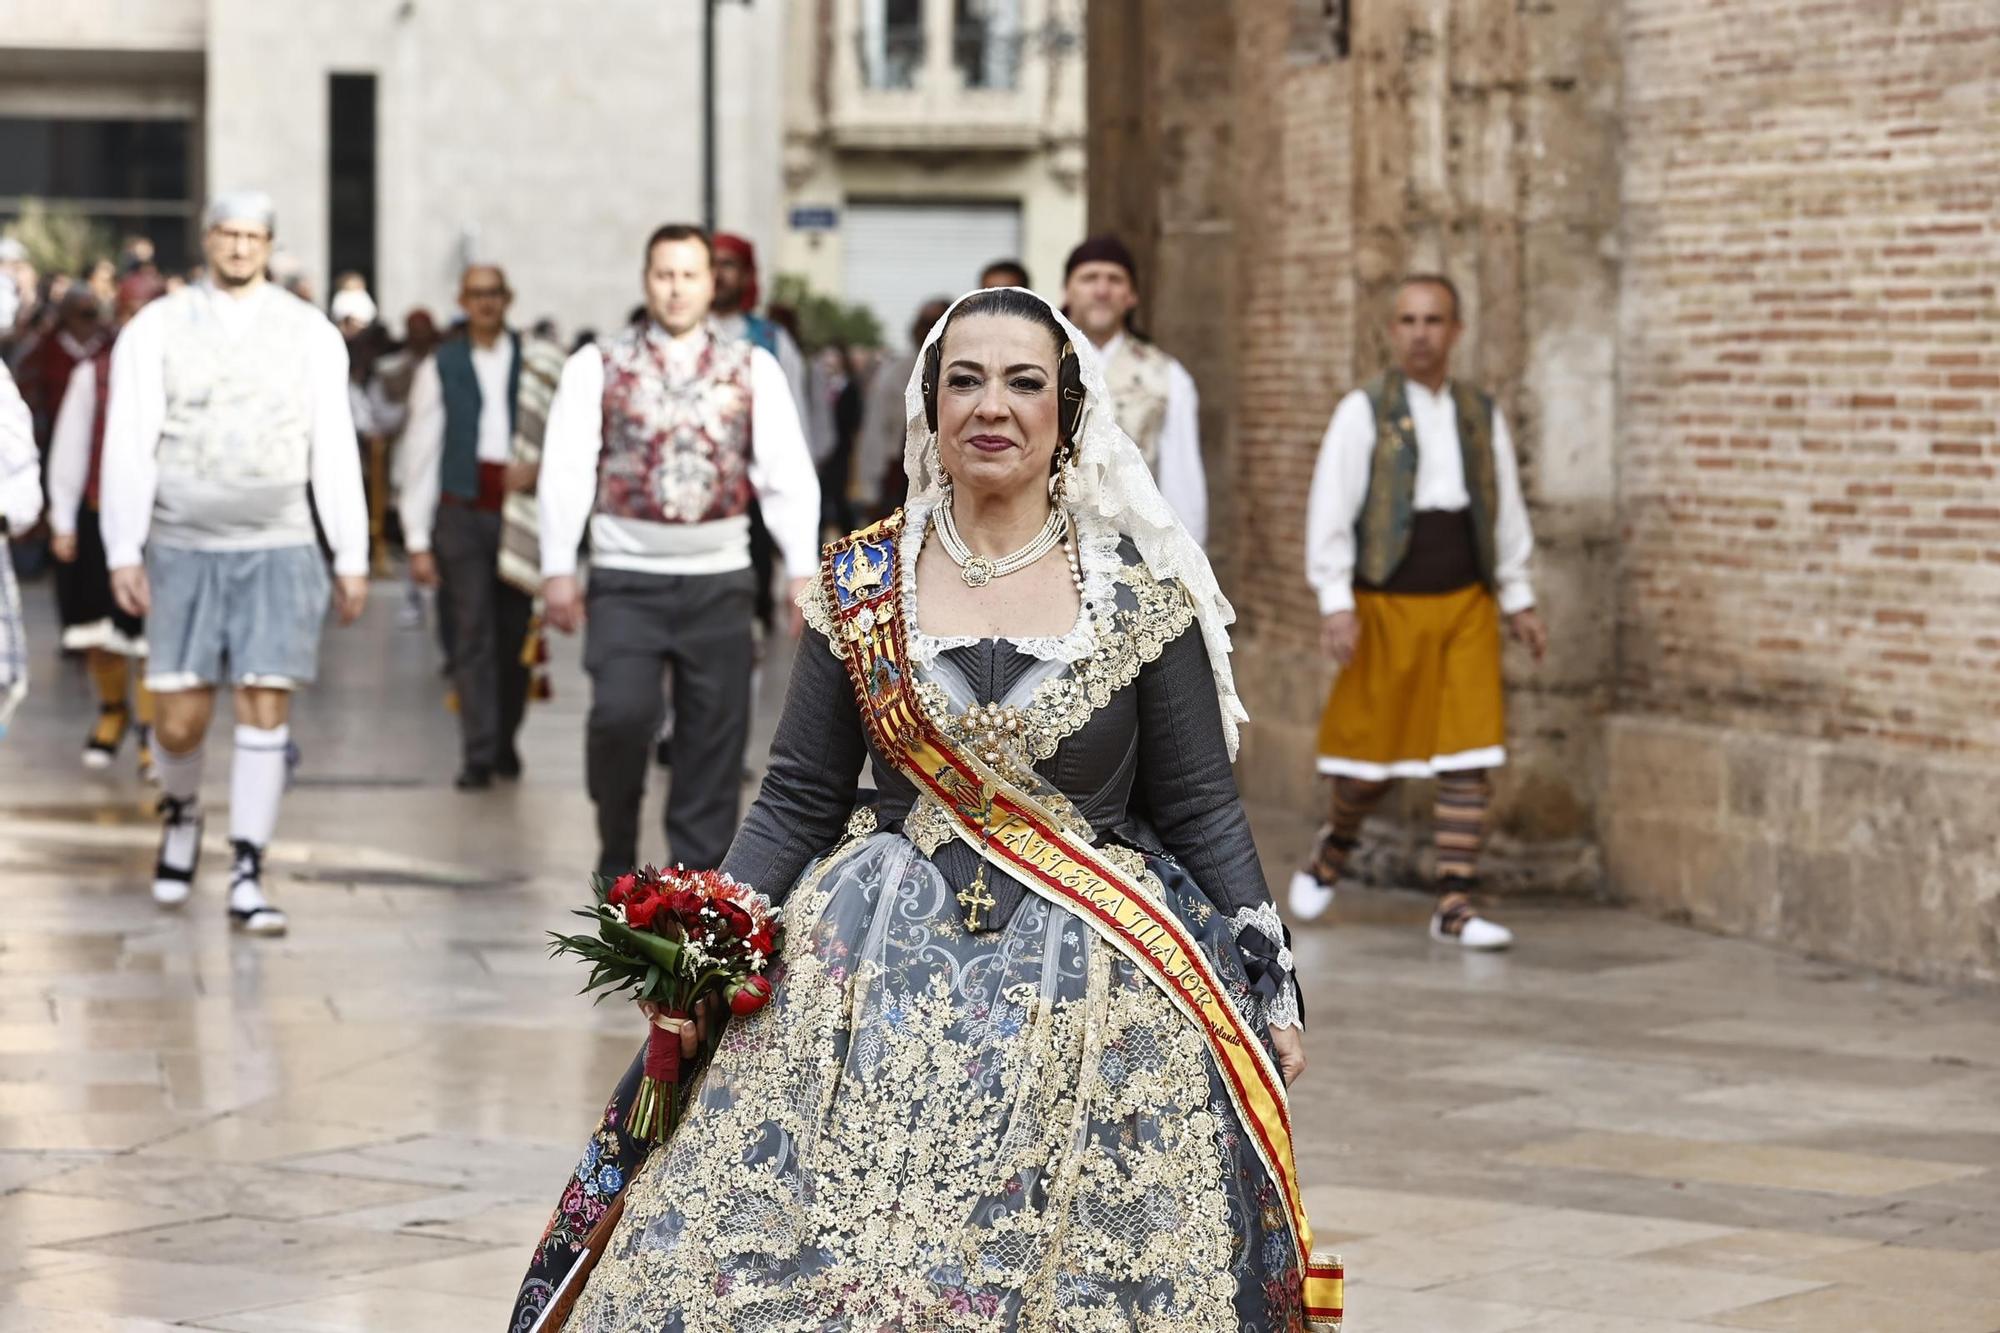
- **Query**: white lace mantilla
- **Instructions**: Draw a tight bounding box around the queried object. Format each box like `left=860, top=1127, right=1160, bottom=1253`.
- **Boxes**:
left=900, top=496, right=1123, bottom=666
left=899, top=290, right=1248, bottom=755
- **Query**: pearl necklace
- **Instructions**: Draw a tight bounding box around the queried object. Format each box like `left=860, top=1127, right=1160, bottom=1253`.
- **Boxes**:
left=936, top=500, right=1075, bottom=589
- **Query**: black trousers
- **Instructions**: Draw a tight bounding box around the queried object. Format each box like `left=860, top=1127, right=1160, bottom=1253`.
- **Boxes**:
left=435, top=505, right=532, bottom=771
left=583, top=565, right=756, bottom=876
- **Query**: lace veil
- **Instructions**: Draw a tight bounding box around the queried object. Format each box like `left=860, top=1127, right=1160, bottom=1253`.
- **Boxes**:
left=900, top=289, right=1247, bottom=757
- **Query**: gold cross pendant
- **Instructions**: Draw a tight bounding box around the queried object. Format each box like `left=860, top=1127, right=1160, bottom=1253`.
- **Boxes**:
left=957, top=863, right=998, bottom=933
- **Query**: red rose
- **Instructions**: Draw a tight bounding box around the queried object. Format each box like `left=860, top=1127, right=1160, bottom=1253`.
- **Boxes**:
left=608, top=873, right=639, bottom=906
left=716, top=902, right=752, bottom=937
left=727, top=974, right=775, bottom=1016
left=748, top=927, right=775, bottom=957
left=626, top=893, right=662, bottom=930
left=666, top=889, right=703, bottom=923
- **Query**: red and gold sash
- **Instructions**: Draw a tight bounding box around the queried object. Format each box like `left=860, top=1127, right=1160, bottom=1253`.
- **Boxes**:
left=820, top=512, right=1343, bottom=1329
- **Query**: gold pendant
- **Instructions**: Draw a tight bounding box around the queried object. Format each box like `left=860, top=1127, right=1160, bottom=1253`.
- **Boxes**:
left=957, top=862, right=998, bottom=932
left=960, top=556, right=995, bottom=588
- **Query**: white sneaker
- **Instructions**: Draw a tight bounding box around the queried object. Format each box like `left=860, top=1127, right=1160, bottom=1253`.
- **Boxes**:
left=1430, top=896, right=1514, bottom=951
left=227, top=841, right=289, bottom=937
left=152, top=795, right=201, bottom=908
left=1288, top=869, right=1336, bottom=922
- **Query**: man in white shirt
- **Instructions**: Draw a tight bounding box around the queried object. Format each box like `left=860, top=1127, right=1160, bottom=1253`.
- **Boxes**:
left=399, top=265, right=545, bottom=789
left=101, top=190, right=370, bottom=936
left=1061, top=236, right=1207, bottom=545
left=1293, top=274, right=1549, bottom=949
left=539, top=225, right=820, bottom=876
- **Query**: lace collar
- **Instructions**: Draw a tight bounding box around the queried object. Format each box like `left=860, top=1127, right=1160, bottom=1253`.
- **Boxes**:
left=901, top=496, right=1122, bottom=665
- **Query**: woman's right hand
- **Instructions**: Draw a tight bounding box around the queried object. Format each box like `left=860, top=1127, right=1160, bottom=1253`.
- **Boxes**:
left=1271, top=1023, right=1308, bottom=1086
left=50, top=531, right=77, bottom=563
left=1320, top=611, right=1359, bottom=666
left=639, top=995, right=723, bottom=1059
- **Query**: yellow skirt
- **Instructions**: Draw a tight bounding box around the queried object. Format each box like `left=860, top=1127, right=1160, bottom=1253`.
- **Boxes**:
left=1316, top=585, right=1506, bottom=780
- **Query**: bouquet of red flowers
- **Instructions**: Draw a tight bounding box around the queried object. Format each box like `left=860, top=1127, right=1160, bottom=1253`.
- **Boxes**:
left=547, top=865, right=783, bottom=1143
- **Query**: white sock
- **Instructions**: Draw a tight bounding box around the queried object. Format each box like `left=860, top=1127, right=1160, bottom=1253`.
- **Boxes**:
left=156, top=740, right=205, bottom=805
left=229, top=724, right=290, bottom=849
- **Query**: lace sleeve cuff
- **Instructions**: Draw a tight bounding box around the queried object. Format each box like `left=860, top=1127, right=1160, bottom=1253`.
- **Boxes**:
left=1229, top=902, right=1304, bottom=1032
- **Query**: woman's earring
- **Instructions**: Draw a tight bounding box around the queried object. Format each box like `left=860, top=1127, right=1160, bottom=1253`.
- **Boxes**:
left=924, top=432, right=947, bottom=490
left=1049, top=443, right=1077, bottom=504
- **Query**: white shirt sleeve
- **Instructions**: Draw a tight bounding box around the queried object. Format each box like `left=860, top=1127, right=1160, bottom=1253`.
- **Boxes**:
left=1303, top=390, right=1377, bottom=617
left=1490, top=407, right=1537, bottom=614
left=1153, top=358, right=1207, bottom=547
left=45, top=358, right=97, bottom=536
left=99, top=304, right=168, bottom=569
left=368, top=374, right=407, bottom=442
left=397, top=356, right=446, bottom=555
left=0, top=364, right=41, bottom=533
left=747, top=345, right=822, bottom=581
left=537, top=346, right=608, bottom=579
left=307, top=319, right=370, bottom=576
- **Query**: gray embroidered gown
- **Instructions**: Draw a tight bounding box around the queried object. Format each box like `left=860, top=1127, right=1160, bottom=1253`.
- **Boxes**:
left=511, top=506, right=1308, bottom=1333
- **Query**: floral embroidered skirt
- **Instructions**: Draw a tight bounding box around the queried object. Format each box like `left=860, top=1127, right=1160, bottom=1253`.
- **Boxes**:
left=510, top=832, right=1315, bottom=1333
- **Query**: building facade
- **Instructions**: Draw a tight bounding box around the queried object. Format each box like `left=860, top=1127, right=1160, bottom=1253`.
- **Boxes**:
left=1, top=0, right=788, bottom=333
left=777, top=0, right=1087, bottom=348
left=1090, top=0, right=2000, bottom=984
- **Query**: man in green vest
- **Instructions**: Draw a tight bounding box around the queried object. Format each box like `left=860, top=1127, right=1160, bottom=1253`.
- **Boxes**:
left=401, top=264, right=559, bottom=789
left=1293, top=274, right=1548, bottom=949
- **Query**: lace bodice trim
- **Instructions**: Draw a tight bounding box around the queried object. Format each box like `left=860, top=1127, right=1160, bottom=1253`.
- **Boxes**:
left=895, top=496, right=1124, bottom=664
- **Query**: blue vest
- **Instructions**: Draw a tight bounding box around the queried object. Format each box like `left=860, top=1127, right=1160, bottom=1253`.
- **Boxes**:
left=436, top=332, right=522, bottom=500
left=739, top=314, right=779, bottom=357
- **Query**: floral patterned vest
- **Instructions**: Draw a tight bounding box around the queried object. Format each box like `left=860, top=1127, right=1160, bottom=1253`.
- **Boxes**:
left=595, top=325, right=756, bottom=525
left=1102, top=335, right=1173, bottom=474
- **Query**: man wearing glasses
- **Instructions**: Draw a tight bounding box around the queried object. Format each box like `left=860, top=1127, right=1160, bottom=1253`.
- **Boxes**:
left=400, top=264, right=562, bottom=790
left=100, top=190, right=370, bottom=936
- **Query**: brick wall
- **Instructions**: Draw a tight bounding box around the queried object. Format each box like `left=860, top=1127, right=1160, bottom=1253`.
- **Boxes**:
left=1089, top=0, right=2000, bottom=978
left=1609, top=0, right=2000, bottom=982
left=1619, top=0, right=2000, bottom=753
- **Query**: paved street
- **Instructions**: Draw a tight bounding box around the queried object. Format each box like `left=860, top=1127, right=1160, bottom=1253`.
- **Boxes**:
left=2, top=581, right=1997, bottom=1333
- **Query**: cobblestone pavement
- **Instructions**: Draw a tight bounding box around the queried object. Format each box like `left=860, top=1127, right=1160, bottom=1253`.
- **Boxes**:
left=2, top=584, right=1997, bottom=1333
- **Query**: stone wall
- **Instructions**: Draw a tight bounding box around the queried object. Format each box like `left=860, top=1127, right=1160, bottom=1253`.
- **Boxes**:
left=1087, top=0, right=2000, bottom=981
left=1089, top=0, right=1620, bottom=892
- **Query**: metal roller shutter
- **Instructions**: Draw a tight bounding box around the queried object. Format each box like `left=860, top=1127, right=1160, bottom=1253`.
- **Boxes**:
left=842, top=200, right=1023, bottom=350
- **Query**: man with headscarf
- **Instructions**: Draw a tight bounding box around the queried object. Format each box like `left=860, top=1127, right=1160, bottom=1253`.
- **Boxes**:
left=709, top=233, right=813, bottom=437
left=1293, top=273, right=1548, bottom=950
left=46, top=269, right=168, bottom=777
left=538, top=224, right=818, bottom=877
left=99, top=190, right=370, bottom=937
left=400, top=264, right=564, bottom=789
left=1062, top=235, right=1208, bottom=545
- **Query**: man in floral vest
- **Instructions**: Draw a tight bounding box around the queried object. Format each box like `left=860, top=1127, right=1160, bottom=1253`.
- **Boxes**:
left=538, top=225, right=819, bottom=876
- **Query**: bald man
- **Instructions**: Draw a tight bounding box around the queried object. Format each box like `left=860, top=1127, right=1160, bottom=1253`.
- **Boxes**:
left=400, top=264, right=563, bottom=789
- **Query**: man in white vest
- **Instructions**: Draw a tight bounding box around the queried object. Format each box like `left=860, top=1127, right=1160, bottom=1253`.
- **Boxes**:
left=101, top=190, right=370, bottom=936
left=1061, top=235, right=1207, bottom=544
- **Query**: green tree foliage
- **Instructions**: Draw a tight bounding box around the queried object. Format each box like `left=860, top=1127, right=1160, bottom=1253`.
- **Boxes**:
left=769, top=273, right=883, bottom=352
left=3, top=199, right=114, bottom=277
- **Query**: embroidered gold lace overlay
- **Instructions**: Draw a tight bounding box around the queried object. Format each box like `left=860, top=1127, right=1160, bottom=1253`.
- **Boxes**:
left=565, top=845, right=1243, bottom=1333
left=905, top=794, right=955, bottom=855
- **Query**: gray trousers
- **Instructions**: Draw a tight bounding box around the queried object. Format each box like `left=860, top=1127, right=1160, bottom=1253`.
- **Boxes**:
left=435, top=505, right=532, bottom=771
left=583, top=565, right=756, bottom=876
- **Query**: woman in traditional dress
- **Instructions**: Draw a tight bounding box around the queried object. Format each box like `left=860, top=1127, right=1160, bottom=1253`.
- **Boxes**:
left=511, top=288, right=1341, bottom=1333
